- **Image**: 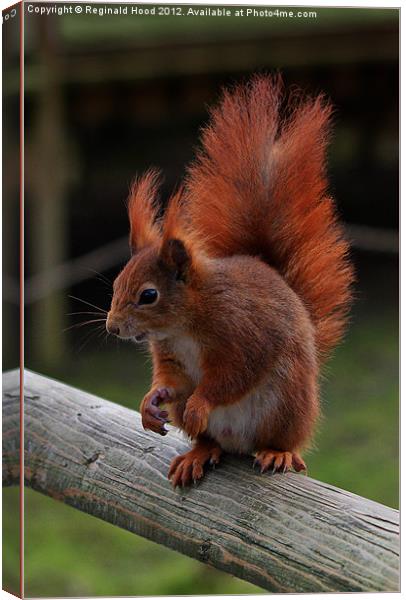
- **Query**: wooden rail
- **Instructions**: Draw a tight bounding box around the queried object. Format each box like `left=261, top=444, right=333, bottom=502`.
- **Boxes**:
left=2, top=369, right=399, bottom=593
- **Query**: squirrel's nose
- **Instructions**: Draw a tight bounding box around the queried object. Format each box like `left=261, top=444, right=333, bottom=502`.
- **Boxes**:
left=107, top=323, right=120, bottom=336
left=106, top=318, right=120, bottom=336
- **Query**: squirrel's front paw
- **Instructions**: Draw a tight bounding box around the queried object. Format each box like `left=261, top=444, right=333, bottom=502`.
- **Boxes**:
left=141, top=387, right=173, bottom=436
left=183, top=396, right=211, bottom=438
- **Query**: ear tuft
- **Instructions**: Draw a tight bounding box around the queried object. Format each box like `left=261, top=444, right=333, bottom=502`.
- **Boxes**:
left=128, top=169, right=161, bottom=251
left=160, top=238, right=190, bottom=281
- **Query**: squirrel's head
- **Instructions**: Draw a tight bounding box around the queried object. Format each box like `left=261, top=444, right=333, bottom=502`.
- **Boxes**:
left=106, top=238, right=192, bottom=342
left=106, top=170, right=196, bottom=343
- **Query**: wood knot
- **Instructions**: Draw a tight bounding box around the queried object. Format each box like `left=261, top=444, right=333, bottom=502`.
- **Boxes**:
left=84, top=452, right=104, bottom=467
left=198, top=540, right=212, bottom=562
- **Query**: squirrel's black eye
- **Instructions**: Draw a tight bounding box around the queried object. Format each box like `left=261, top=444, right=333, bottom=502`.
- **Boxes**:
left=138, top=288, right=158, bottom=306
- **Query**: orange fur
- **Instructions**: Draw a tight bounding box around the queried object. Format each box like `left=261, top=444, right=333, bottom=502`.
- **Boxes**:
left=186, top=75, right=354, bottom=360
left=128, top=169, right=161, bottom=252
left=161, top=187, right=185, bottom=243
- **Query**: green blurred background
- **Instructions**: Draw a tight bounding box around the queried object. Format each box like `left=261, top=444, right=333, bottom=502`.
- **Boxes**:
left=3, top=3, right=398, bottom=597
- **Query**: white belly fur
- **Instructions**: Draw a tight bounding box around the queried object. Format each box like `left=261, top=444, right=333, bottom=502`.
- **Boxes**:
left=170, top=334, right=202, bottom=385
left=207, top=386, right=278, bottom=454
left=170, top=334, right=278, bottom=454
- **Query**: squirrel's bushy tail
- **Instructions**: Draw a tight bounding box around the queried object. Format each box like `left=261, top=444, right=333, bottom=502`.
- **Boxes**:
left=185, top=75, right=354, bottom=360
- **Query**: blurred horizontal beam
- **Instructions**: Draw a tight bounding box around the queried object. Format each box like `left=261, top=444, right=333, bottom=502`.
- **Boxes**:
left=25, top=236, right=129, bottom=304
left=3, top=369, right=400, bottom=593
left=2, top=225, right=399, bottom=306
left=4, top=28, right=398, bottom=95
left=346, top=224, right=398, bottom=254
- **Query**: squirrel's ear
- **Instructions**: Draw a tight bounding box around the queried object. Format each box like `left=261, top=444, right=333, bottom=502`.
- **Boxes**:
left=160, top=238, right=190, bottom=281
left=128, top=169, right=161, bottom=252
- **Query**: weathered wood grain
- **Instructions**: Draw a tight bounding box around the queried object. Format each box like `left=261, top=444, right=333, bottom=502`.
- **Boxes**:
left=2, top=369, right=399, bottom=592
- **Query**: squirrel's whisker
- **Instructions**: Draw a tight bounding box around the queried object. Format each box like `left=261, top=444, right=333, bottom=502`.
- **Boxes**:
left=68, top=294, right=108, bottom=314
left=67, top=311, right=106, bottom=317
left=64, top=318, right=106, bottom=333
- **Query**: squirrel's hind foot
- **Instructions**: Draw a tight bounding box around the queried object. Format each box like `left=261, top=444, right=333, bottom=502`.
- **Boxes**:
left=254, top=450, right=306, bottom=474
left=168, top=439, right=222, bottom=487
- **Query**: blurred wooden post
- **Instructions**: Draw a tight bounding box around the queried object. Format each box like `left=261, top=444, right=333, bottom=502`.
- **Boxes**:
left=26, top=17, right=77, bottom=366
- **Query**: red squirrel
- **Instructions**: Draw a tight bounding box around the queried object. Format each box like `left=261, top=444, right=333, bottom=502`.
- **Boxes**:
left=106, top=75, right=354, bottom=487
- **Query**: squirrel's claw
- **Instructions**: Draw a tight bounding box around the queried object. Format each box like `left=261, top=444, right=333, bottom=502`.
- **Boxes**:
left=141, top=387, right=172, bottom=435
left=168, top=442, right=222, bottom=487
left=254, top=450, right=306, bottom=475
